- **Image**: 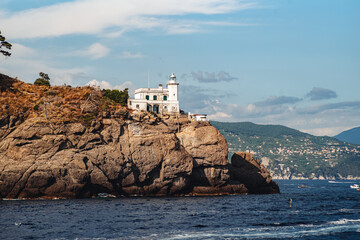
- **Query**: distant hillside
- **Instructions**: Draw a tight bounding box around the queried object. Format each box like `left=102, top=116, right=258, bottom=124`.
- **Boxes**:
left=211, top=121, right=308, bottom=138
left=334, top=126, right=360, bottom=145
left=211, top=121, right=360, bottom=180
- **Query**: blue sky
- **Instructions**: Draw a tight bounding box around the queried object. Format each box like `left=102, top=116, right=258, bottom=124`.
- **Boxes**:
left=1, top=0, right=359, bottom=136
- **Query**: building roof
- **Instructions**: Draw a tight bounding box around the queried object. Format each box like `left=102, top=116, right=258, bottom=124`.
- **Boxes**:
left=134, top=88, right=169, bottom=94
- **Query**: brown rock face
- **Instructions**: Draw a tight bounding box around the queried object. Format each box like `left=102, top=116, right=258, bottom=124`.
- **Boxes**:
left=0, top=73, right=17, bottom=92
left=230, top=152, right=280, bottom=194
left=0, top=111, right=279, bottom=199
left=177, top=121, right=228, bottom=167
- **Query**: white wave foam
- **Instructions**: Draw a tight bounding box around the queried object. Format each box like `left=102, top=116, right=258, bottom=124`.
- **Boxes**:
left=163, top=219, right=360, bottom=240
left=2, top=198, right=24, bottom=201
left=328, top=218, right=360, bottom=225
left=339, top=208, right=360, bottom=213
left=328, top=181, right=355, bottom=184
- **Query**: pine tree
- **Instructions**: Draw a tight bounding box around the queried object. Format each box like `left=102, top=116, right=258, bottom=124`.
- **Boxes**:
left=34, top=72, right=51, bottom=86
left=0, top=30, right=12, bottom=57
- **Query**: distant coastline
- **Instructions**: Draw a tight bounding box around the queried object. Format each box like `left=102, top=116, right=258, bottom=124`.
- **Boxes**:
left=212, top=121, right=360, bottom=180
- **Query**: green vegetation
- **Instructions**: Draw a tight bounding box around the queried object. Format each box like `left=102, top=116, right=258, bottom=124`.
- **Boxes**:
left=34, top=72, right=51, bottom=87
left=81, top=113, right=97, bottom=128
left=211, top=121, right=360, bottom=179
left=212, top=121, right=308, bottom=138
left=0, top=30, right=12, bottom=57
left=102, top=88, right=129, bottom=106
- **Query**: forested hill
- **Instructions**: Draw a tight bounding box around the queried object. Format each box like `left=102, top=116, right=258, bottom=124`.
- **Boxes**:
left=211, top=121, right=309, bottom=138
left=211, top=121, right=360, bottom=180
left=335, top=126, right=360, bottom=145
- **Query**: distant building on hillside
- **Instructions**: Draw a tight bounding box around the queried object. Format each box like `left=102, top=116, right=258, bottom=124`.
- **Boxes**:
left=188, top=113, right=208, bottom=121
left=128, top=73, right=180, bottom=114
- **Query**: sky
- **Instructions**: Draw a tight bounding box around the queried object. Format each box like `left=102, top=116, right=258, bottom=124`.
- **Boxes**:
left=1, top=0, right=359, bottom=136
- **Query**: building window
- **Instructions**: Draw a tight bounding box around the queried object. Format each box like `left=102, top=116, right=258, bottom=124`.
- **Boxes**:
left=136, top=104, right=139, bottom=109
left=163, top=96, right=167, bottom=101
left=129, top=101, right=132, bottom=105
left=153, top=95, right=157, bottom=100
left=146, top=95, right=149, bottom=100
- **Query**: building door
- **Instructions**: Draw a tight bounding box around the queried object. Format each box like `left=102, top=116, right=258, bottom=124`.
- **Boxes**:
left=153, top=105, right=159, bottom=114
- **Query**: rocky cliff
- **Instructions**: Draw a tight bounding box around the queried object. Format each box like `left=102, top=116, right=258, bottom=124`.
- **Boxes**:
left=0, top=74, right=279, bottom=198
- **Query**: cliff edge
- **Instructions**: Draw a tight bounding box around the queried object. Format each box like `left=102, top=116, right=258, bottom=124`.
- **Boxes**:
left=0, top=74, right=279, bottom=198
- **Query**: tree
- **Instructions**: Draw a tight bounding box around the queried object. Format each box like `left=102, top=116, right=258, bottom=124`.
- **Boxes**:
left=39, top=72, right=50, bottom=81
left=34, top=72, right=51, bottom=86
left=0, top=30, right=12, bottom=57
left=102, top=88, right=129, bottom=106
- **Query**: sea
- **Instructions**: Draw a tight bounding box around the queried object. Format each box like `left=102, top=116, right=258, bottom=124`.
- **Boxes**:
left=1, top=180, right=360, bottom=239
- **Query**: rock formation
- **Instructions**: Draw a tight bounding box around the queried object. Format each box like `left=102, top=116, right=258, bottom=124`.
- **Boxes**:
left=0, top=74, right=279, bottom=199
left=230, top=152, right=280, bottom=194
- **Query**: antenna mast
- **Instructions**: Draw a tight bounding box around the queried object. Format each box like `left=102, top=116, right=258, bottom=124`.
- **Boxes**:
left=147, top=72, right=150, bottom=89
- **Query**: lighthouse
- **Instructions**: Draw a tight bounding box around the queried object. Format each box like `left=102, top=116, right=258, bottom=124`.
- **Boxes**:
left=167, top=73, right=179, bottom=101
left=127, top=72, right=180, bottom=114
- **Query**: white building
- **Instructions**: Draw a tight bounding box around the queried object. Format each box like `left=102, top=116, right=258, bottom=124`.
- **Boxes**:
left=188, top=113, right=208, bottom=121
left=128, top=73, right=180, bottom=114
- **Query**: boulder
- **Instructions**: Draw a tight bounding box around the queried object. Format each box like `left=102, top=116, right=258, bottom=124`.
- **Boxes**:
left=176, top=122, right=228, bottom=167
left=230, top=152, right=280, bottom=194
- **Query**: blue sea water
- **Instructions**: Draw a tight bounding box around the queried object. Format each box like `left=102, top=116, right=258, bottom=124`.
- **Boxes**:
left=1, top=180, right=360, bottom=239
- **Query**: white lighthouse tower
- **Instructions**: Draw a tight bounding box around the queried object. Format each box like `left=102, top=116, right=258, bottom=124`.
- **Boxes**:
left=167, top=73, right=179, bottom=101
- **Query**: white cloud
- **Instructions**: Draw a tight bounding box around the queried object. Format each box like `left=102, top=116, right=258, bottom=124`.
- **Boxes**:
left=247, top=104, right=256, bottom=112
left=72, top=43, right=110, bottom=59
left=10, top=43, right=36, bottom=58
left=180, top=92, right=360, bottom=137
left=208, top=112, right=232, bottom=120
left=188, top=70, right=238, bottom=83
left=165, top=20, right=257, bottom=35
left=87, top=43, right=110, bottom=59
left=0, top=52, right=89, bottom=86
left=86, top=79, right=113, bottom=89
left=1, top=0, right=258, bottom=39
left=114, top=81, right=135, bottom=92
left=300, top=127, right=344, bottom=137
left=121, top=51, right=144, bottom=59
left=86, top=79, right=136, bottom=95
left=0, top=45, right=90, bottom=86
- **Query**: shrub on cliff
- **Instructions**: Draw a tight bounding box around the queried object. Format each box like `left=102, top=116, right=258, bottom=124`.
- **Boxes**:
left=34, top=72, right=51, bottom=87
left=102, top=88, right=128, bottom=106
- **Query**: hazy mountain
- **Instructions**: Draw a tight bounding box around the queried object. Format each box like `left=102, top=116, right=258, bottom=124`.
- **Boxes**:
left=334, top=126, right=360, bottom=145
left=211, top=121, right=360, bottom=180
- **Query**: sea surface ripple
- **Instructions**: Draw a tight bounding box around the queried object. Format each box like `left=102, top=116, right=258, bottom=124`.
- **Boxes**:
left=1, top=180, right=360, bottom=239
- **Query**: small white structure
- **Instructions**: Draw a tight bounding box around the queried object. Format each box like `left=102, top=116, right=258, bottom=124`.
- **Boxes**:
left=188, top=113, right=208, bottom=121
left=128, top=73, right=180, bottom=114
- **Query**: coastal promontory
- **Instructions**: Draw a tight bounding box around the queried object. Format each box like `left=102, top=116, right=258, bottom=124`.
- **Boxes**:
left=0, top=74, right=279, bottom=199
